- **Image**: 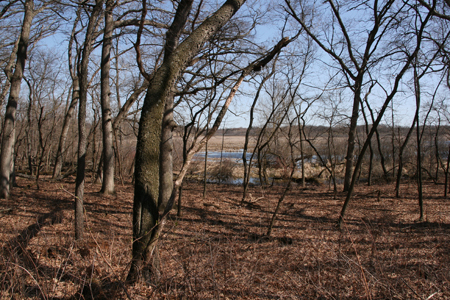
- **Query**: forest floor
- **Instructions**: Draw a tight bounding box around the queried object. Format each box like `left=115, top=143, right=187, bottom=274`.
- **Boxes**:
left=1, top=176, right=450, bottom=299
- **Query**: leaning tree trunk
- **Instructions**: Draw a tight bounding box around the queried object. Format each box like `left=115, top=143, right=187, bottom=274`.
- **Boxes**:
left=242, top=71, right=272, bottom=202
left=127, top=0, right=247, bottom=283
left=395, top=111, right=417, bottom=198
left=0, top=0, right=34, bottom=198
left=361, top=101, right=373, bottom=186
left=100, top=0, right=115, bottom=195
left=267, top=124, right=296, bottom=236
left=342, top=78, right=363, bottom=192
left=374, top=127, right=389, bottom=180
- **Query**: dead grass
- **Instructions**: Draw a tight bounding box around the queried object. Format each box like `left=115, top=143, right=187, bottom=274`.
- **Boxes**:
left=204, top=136, right=249, bottom=151
left=1, top=177, right=450, bottom=299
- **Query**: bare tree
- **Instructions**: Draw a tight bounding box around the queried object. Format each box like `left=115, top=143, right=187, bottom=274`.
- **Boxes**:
left=74, top=0, right=103, bottom=240
left=23, top=49, right=67, bottom=186
left=319, top=93, right=347, bottom=196
left=0, top=0, right=40, bottom=198
left=267, top=118, right=296, bottom=236
left=338, top=4, right=434, bottom=227
left=285, top=0, right=410, bottom=192
left=242, top=64, right=277, bottom=202
left=128, top=0, right=292, bottom=279
left=53, top=6, right=81, bottom=179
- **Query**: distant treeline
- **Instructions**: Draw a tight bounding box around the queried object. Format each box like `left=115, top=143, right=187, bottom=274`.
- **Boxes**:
left=212, top=124, right=450, bottom=138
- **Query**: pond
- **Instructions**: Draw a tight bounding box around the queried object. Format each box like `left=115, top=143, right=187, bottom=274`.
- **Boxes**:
left=194, top=150, right=321, bottom=167
left=192, top=150, right=321, bottom=186
left=193, top=150, right=253, bottom=163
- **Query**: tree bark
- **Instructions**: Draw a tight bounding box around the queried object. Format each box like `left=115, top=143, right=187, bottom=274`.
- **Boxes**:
left=0, top=0, right=34, bottom=198
left=100, top=0, right=115, bottom=195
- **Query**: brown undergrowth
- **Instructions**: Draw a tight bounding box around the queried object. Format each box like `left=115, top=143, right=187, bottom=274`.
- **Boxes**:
left=1, top=177, right=449, bottom=299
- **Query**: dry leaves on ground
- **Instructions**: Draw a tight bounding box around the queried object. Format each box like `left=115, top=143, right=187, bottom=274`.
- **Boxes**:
left=1, top=177, right=449, bottom=299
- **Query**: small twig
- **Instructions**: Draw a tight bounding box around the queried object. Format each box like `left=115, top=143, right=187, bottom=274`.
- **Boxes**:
left=58, top=185, right=76, bottom=198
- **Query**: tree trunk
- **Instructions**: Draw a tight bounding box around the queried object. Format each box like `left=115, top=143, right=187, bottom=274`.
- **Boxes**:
left=267, top=125, right=296, bottom=236
left=395, top=112, right=418, bottom=198
left=53, top=9, right=81, bottom=179
left=177, top=181, right=183, bottom=217
left=434, top=121, right=442, bottom=181
left=53, top=80, right=79, bottom=179
left=92, top=104, right=99, bottom=181
left=128, top=0, right=247, bottom=283
left=242, top=72, right=271, bottom=202
left=374, top=127, right=389, bottom=180
left=327, top=124, right=337, bottom=197
left=391, top=102, right=396, bottom=179
left=75, top=0, right=103, bottom=240
left=219, top=126, right=226, bottom=183
left=0, top=0, right=34, bottom=199
left=361, top=101, right=373, bottom=186
left=414, top=62, right=424, bottom=222
left=25, top=79, right=34, bottom=176
left=445, top=145, right=450, bottom=197
left=267, top=178, right=292, bottom=236
left=100, top=0, right=115, bottom=195
left=203, top=132, right=208, bottom=197
left=299, top=124, right=305, bottom=188
left=342, top=82, right=362, bottom=192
